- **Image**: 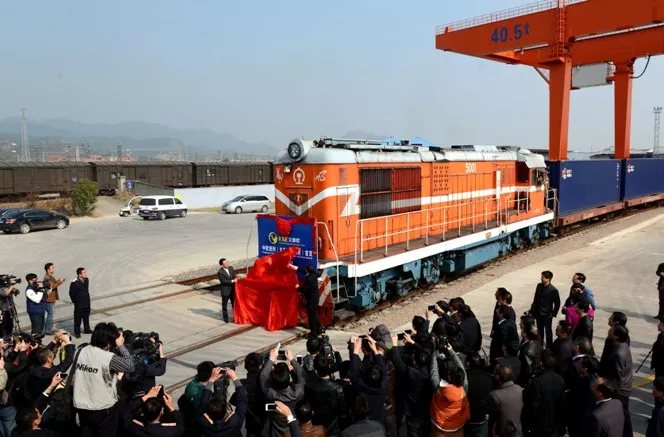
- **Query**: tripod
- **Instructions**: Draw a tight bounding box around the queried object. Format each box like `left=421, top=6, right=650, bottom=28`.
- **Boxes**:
left=637, top=346, right=653, bottom=373
left=0, top=296, right=22, bottom=337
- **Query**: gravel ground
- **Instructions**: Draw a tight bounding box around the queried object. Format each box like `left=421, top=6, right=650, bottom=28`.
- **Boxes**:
left=341, top=207, right=664, bottom=331
left=163, top=256, right=257, bottom=283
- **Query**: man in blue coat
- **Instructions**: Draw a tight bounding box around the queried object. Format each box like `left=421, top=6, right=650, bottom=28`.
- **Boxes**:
left=25, top=273, right=46, bottom=335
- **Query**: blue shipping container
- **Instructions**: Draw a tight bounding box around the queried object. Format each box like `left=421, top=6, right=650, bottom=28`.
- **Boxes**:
left=621, top=159, right=664, bottom=200
left=547, top=160, right=622, bottom=216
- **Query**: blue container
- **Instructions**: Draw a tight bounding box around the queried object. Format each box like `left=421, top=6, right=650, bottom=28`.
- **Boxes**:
left=621, top=159, right=664, bottom=200
left=547, top=160, right=622, bottom=216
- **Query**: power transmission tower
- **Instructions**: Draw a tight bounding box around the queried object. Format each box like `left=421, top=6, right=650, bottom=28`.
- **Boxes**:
left=655, top=106, right=663, bottom=153
left=20, top=106, right=30, bottom=162
left=117, top=144, right=122, bottom=160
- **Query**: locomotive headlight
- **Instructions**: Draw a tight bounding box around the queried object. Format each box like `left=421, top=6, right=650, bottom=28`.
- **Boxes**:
left=288, top=142, right=302, bottom=160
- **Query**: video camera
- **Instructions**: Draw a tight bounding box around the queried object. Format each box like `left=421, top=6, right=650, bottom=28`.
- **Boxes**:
left=318, top=330, right=333, bottom=360
left=122, top=331, right=162, bottom=384
left=0, top=275, right=21, bottom=296
left=431, top=332, right=450, bottom=353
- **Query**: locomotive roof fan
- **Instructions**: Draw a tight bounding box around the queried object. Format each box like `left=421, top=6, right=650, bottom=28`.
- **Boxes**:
left=287, top=139, right=314, bottom=162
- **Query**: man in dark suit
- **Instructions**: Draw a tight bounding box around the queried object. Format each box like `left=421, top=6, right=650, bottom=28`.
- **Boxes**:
left=289, top=263, right=321, bottom=336
left=490, top=304, right=519, bottom=367
left=69, top=267, right=92, bottom=338
left=487, top=364, right=523, bottom=437
left=530, top=270, right=560, bottom=348
left=491, top=288, right=515, bottom=338
left=550, top=320, right=574, bottom=365
left=523, top=350, right=566, bottom=437
left=587, top=378, right=624, bottom=437
left=573, top=299, right=594, bottom=345
left=464, top=352, right=493, bottom=437
left=217, top=258, right=236, bottom=323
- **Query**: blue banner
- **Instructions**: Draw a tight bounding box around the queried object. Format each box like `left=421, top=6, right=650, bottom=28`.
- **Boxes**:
left=257, top=215, right=318, bottom=271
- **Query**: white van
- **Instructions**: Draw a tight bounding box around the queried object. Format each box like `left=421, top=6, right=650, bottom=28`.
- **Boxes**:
left=138, top=195, right=188, bottom=220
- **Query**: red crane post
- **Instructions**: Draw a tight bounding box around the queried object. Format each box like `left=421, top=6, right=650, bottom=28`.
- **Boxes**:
left=436, top=0, right=664, bottom=160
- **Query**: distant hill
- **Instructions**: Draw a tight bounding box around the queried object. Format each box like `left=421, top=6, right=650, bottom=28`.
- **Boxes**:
left=0, top=117, right=278, bottom=156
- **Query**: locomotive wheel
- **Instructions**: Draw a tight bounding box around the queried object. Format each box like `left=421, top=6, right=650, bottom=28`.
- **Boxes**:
left=158, top=212, right=166, bottom=220
left=19, top=224, right=31, bottom=234
left=261, top=205, right=268, bottom=212
left=56, top=220, right=67, bottom=229
left=235, top=206, right=242, bottom=214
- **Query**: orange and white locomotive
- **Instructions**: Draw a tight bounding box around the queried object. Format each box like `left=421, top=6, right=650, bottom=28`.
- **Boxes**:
left=274, top=137, right=555, bottom=309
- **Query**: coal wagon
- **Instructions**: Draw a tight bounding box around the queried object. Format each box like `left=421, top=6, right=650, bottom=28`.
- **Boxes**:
left=192, top=162, right=273, bottom=186
left=92, top=162, right=194, bottom=194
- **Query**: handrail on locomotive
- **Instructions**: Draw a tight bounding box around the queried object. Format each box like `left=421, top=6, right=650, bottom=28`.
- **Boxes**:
left=352, top=188, right=557, bottom=264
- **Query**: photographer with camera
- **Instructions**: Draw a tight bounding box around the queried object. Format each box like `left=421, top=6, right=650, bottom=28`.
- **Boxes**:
left=428, top=337, right=470, bottom=436
left=25, top=274, right=47, bottom=336
left=121, top=332, right=168, bottom=398
left=43, top=263, right=64, bottom=335
left=123, top=385, right=183, bottom=437
left=72, top=322, right=135, bottom=437
left=198, top=367, right=246, bottom=437
left=389, top=332, right=432, bottom=437
left=259, top=346, right=305, bottom=437
left=0, top=333, right=36, bottom=436
left=348, top=336, right=387, bottom=426
left=0, top=275, right=20, bottom=338
left=304, top=352, right=346, bottom=436
left=26, top=331, right=75, bottom=402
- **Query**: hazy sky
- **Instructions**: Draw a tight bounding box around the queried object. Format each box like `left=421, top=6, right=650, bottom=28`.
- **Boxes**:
left=1, top=1, right=663, bottom=151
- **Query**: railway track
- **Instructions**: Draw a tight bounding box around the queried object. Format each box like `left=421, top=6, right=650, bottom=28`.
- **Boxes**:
left=36, top=203, right=663, bottom=392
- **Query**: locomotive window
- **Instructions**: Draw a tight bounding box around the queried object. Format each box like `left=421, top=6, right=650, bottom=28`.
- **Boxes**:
left=360, top=193, right=391, bottom=219
left=516, top=163, right=529, bottom=183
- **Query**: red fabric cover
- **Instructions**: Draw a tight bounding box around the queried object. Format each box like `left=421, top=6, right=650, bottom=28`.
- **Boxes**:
left=234, top=246, right=300, bottom=331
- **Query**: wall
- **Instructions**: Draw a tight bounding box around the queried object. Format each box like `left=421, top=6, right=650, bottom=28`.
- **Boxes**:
left=173, top=184, right=274, bottom=209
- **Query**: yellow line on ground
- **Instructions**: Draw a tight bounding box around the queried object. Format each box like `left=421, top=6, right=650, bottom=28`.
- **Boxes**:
left=633, top=375, right=655, bottom=389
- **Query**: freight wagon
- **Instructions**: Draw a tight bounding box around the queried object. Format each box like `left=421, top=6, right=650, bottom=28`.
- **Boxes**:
left=0, top=161, right=275, bottom=198
left=0, top=162, right=94, bottom=197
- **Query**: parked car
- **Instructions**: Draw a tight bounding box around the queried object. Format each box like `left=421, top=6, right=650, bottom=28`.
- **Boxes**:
left=138, top=195, right=187, bottom=220
left=0, top=208, right=27, bottom=217
left=221, top=195, right=270, bottom=214
left=119, top=196, right=142, bottom=217
left=0, top=209, right=69, bottom=234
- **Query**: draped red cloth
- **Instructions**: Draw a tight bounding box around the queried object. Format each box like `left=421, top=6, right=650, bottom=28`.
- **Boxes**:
left=234, top=246, right=300, bottom=331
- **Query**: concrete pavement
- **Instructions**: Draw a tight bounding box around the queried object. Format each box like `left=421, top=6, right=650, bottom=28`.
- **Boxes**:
left=1, top=211, right=258, bottom=311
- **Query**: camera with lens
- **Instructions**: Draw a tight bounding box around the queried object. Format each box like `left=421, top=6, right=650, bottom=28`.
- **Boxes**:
left=318, top=332, right=333, bottom=360
left=30, top=333, right=45, bottom=347
left=0, top=275, right=21, bottom=296
left=219, top=360, right=236, bottom=371
left=431, top=333, right=449, bottom=352
left=122, top=331, right=162, bottom=384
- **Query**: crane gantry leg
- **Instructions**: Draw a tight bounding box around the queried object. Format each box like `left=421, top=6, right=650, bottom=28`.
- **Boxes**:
left=548, top=58, right=572, bottom=161
left=613, top=62, right=634, bottom=160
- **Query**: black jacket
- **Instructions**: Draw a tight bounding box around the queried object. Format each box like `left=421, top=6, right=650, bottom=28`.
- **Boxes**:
left=141, top=358, right=168, bottom=393
left=217, top=267, right=235, bottom=298
left=490, top=319, right=519, bottom=364
left=460, top=317, right=482, bottom=353
left=198, top=381, right=247, bottom=437
left=298, top=268, right=319, bottom=306
left=239, top=370, right=263, bottom=436
left=652, top=334, right=664, bottom=378
left=530, top=283, right=560, bottom=318
left=68, top=278, right=90, bottom=309
left=388, top=346, right=432, bottom=419
left=499, top=355, right=522, bottom=384
left=599, top=342, right=633, bottom=397
left=348, top=353, right=387, bottom=425
left=466, top=368, right=493, bottom=424
left=573, top=315, right=594, bottom=343
left=518, top=340, right=543, bottom=387
left=491, top=303, right=516, bottom=337
left=124, top=397, right=185, bottom=437
left=26, top=343, right=75, bottom=401
left=523, top=370, right=566, bottom=437
left=305, top=376, right=346, bottom=436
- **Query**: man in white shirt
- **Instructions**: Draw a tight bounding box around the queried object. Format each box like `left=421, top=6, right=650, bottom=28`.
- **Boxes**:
left=25, top=273, right=46, bottom=335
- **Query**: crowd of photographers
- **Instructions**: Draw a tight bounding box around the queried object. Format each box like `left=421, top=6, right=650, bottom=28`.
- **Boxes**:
left=0, top=269, right=657, bottom=437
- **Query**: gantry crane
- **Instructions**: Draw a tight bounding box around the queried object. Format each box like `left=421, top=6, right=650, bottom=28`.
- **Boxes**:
left=436, top=0, right=664, bottom=160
